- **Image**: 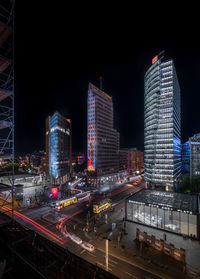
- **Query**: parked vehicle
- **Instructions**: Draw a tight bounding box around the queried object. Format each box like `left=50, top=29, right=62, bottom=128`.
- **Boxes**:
left=81, top=241, right=95, bottom=252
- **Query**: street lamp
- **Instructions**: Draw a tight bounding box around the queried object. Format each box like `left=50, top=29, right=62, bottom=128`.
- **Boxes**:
left=103, top=237, right=111, bottom=272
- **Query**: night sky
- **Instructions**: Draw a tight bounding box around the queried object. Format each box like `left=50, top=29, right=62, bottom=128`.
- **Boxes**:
left=14, top=3, right=200, bottom=155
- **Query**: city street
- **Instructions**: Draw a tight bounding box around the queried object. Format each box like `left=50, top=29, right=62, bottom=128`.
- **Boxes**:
left=1, top=4, right=199, bottom=278
left=1, top=180, right=191, bottom=279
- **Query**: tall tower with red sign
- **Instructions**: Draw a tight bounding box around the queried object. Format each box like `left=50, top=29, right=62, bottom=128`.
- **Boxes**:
left=144, top=52, right=181, bottom=190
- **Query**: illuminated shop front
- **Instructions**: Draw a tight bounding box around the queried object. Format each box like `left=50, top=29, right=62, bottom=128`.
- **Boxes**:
left=126, top=189, right=200, bottom=239
left=144, top=52, right=181, bottom=189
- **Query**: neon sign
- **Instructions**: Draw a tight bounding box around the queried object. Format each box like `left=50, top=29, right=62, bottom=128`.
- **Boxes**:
left=152, top=55, right=158, bottom=64
left=51, top=187, right=58, bottom=197
left=87, top=86, right=96, bottom=172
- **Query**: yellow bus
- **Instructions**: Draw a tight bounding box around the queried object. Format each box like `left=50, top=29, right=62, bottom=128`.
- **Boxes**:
left=93, top=199, right=111, bottom=214
left=55, top=196, right=77, bottom=210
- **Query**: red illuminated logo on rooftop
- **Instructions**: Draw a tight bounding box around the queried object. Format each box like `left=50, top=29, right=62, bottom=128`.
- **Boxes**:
left=152, top=55, right=158, bottom=64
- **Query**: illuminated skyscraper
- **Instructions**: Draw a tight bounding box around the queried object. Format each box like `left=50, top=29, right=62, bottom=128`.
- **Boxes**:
left=189, top=133, right=200, bottom=178
left=46, top=112, right=71, bottom=185
left=144, top=52, right=181, bottom=190
left=182, top=140, right=190, bottom=173
left=87, top=83, right=119, bottom=186
left=45, top=116, right=50, bottom=174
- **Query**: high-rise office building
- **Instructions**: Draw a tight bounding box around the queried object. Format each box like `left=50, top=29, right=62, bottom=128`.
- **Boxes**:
left=144, top=52, right=181, bottom=190
left=182, top=140, right=190, bottom=173
left=119, top=148, right=144, bottom=173
left=87, top=83, right=119, bottom=186
left=189, top=133, right=200, bottom=178
left=45, top=112, right=72, bottom=185
left=45, top=116, right=50, bottom=174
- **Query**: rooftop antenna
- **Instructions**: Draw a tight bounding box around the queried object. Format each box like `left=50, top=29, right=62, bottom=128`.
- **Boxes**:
left=99, top=76, right=102, bottom=90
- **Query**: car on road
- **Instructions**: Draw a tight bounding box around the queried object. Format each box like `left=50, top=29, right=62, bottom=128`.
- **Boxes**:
left=49, top=202, right=56, bottom=208
left=70, top=234, right=82, bottom=245
left=81, top=241, right=95, bottom=252
left=56, top=222, right=62, bottom=230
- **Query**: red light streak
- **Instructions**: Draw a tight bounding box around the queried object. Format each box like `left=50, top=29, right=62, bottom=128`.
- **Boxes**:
left=2, top=206, right=64, bottom=244
left=16, top=212, right=64, bottom=244
left=60, top=210, right=83, bottom=237
left=62, top=209, right=83, bottom=222
left=17, top=211, right=62, bottom=240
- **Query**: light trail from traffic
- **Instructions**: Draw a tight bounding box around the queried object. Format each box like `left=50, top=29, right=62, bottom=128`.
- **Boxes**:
left=2, top=205, right=64, bottom=245
left=60, top=209, right=83, bottom=236
left=89, top=180, right=141, bottom=206
left=77, top=192, right=91, bottom=202
left=59, top=209, right=95, bottom=252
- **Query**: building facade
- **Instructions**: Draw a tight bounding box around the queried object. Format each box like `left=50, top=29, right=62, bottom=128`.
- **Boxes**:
left=189, top=133, right=200, bottom=178
left=45, top=116, right=50, bottom=174
left=144, top=52, right=181, bottom=190
left=87, top=83, right=119, bottom=186
left=46, top=112, right=72, bottom=185
left=127, top=149, right=144, bottom=173
left=71, top=152, right=86, bottom=173
left=119, top=149, right=128, bottom=171
left=126, top=189, right=200, bottom=239
left=182, top=140, right=190, bottom=173
left=119, top=148, right=144, bottom=173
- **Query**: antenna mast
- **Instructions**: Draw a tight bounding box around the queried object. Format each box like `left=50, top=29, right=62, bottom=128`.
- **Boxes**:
left=99, top=76, right=102, bottom=90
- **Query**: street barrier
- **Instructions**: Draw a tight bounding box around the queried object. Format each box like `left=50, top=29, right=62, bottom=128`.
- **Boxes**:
left=136, top=228, right=186, bottom=264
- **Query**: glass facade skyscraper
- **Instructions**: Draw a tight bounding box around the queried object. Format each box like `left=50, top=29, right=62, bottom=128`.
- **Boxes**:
left=47, top=112, right=71, bottom=185
left=182, top=140, right=190, bottom=173
left=87, top=83, right=119, bottom=185
left=189, top=133, right=200, bottom=178
left=144, top=53, right=181, bottom=189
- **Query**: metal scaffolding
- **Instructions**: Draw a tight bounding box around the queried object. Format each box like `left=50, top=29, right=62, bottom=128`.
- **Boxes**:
left=0, top=0, right=14, bottom=218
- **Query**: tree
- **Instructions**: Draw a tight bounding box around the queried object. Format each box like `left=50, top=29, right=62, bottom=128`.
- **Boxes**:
left=180, top=174, right=200, bottom=194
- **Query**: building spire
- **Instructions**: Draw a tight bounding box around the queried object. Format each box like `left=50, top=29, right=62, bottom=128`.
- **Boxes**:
left=99, top=76, right=102, bottom=90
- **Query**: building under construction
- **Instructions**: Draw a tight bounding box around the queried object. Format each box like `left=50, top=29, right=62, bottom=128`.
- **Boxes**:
left=0, top=0, right=14, bottom=216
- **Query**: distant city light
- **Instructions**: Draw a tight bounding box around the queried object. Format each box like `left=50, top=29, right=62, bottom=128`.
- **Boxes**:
left=51, top=187, right=58, bottom=197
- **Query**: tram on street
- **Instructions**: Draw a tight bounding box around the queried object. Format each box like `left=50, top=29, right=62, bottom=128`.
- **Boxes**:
left=93, top=199, right=111, bottom=214
left=55, top=196, right=77, bottom=210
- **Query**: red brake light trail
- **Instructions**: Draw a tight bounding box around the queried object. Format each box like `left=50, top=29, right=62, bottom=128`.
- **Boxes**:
left=2, top=206, right=64, bottom=244
left=60, top=209, right=83, bottom=236
left=15, top=213, right=64, bottom=244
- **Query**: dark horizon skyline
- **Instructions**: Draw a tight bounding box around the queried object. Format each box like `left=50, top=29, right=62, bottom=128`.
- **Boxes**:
left=14, top=2, right=200, bottom=155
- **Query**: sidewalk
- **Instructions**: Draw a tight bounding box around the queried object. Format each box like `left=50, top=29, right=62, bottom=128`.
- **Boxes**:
left=74, top=207, right=192, bottom=279
left=40, top=205, right=196, bottom=279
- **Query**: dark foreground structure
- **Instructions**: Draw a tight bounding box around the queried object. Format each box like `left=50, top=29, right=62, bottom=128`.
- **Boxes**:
left=0, top=216, right=118, bottom=279
left=126, top=189, right=200, bottom=239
